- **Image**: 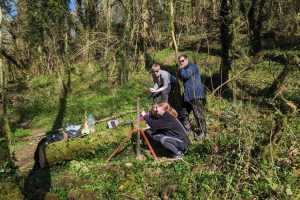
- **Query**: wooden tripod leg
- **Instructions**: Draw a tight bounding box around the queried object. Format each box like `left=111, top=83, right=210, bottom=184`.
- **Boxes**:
left=140, top=129, right=158, bottom=161
left=106, top=129, right=136, bottom=162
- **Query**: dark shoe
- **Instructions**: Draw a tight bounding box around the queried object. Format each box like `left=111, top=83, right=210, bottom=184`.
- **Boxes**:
left=172, top=151, right=184, bottom=159
left=184, top=124, right=192, bottom=132
left=195, top=132, right=206, bottom=141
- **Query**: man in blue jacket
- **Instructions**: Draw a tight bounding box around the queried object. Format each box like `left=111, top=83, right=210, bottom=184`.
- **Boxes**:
left=177, top=55, right=206, bottom=140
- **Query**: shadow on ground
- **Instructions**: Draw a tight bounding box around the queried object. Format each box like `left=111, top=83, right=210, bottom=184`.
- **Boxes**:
left=23, top=72, right=71, bottom=200
left=23, top=138, right=51, bottom=200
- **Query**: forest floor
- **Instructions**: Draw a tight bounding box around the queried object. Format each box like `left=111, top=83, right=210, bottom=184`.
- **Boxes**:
left=13, top=129, right=45, bottom=175
left=2, top=48, right=299, bottom=199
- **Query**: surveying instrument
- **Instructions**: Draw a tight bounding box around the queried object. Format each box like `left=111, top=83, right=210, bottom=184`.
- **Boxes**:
left=106, top=97, right=158, bottom=162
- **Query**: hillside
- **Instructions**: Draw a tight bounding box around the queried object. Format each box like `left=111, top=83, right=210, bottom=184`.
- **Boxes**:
left=1, top=48, right=299, bottom=199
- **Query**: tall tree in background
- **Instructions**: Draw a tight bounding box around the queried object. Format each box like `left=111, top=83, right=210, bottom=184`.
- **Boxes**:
left=248, top=0, right=266, bottom=54
left=0, top=1, right=14, bottom=170
left=219, top=0, right=234, bottom=93
left=20, top=0, right=70, bottom=74
left=139, top=0, right=150, bottom=68
left=76, top=0, right=97, bottom=30
left=104, top=0, right=111, bottom=60
left=170, top=0, right=178, bottom=57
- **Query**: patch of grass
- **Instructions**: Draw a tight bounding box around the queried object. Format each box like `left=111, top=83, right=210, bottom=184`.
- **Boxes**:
left=8, top=68, right=153, bottom=131
left=12, top=128, right=31, bottom=138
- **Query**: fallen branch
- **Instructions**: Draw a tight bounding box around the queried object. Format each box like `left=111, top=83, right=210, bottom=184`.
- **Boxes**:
left=212, top=65, right=251, bottom=95
left=95, top=110, right=136, bottom=123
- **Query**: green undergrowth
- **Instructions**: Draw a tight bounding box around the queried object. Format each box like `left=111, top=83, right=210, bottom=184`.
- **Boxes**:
left=4, top=49, right=300, bottom=199
left=8, top=66, right=153, bottom=133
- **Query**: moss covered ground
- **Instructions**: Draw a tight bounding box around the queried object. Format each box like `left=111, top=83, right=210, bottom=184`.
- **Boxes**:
left=1, top=48, right=300, bottom=199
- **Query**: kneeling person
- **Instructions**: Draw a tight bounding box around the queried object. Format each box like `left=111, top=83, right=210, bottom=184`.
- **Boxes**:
left=141, top=102, right=190, bottom=158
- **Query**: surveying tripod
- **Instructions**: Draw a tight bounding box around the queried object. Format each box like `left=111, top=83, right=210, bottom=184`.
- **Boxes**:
left=106, top=128, right=158, bottom=162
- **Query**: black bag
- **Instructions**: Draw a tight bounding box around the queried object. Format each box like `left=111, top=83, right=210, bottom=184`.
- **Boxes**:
left=46, top=125, right=82, bottom=143
left=46, top=130, right=65, bottom=143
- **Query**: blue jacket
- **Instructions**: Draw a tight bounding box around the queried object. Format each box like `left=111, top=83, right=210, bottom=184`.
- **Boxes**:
left=178, top=62, right=205, bottom=101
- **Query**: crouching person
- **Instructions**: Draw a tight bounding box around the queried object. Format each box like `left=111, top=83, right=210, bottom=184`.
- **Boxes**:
left=141, top=101, right=190, bottom=159
left=149, top=64, right=177, bottom=103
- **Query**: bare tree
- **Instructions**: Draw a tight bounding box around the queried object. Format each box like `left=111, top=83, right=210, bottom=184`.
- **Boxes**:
left=248, top=0, right=266, bottom=54
left=170, top=0, right=178, bottom=57
left=0, top=1, right=14, bottom=170
left=219, top=0, right=234, bottom=93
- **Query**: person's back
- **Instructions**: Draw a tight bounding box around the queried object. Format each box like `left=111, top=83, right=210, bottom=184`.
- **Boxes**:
left=142, top=102, right=190, bottom=158
left=146, top=111, right=189, bottom=145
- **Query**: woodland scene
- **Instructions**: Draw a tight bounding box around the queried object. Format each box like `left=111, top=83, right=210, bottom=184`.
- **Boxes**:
left=0, top=0, right=299, bottom=199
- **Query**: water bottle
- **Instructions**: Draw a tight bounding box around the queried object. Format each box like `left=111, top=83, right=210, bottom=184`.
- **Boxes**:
left=87, top=114, right=95, bottom=133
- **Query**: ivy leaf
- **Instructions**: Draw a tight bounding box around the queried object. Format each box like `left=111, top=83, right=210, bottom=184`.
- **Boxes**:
left=286, top=187, right=293, bottom=196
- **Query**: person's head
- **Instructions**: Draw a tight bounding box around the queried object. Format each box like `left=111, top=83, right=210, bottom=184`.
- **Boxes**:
left=178, top=55, right=189, bottom=67
left=151, top=64, right=161, bottom=77
left=151, top=101, right=178, bottom=118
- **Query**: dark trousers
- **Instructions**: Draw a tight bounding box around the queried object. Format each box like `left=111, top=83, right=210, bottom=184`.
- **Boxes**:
left=179, top=98, right=206, bottom=136
left=152, top=84, right=172, bottom=103
left=146, top=131, right=188, bottom=156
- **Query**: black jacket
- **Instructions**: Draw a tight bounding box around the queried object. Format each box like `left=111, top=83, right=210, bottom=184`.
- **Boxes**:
left=144, top=112, right=190, bottom=145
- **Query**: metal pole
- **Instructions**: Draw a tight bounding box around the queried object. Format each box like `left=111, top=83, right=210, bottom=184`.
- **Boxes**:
left=136, top=97, right=142, bottom=159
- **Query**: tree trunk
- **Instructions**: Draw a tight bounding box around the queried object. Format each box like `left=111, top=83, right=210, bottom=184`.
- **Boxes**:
left=170, top=0, right=178, bottom=58
left=87, top=0, right=97, bottom=30
left=248, top=0, right=266, bottom=55
left=39, top=125, right=134, bottom=168
left=76, top=0, right=87, bottom=29
left=138, top=0, right=150, bottom=69
left=0, top=5, right=14, bottom=169
left=269, top=64, right=294, bottom=98
left=104, top=0, right=112, bottom=60
left=264, top=52, right=299, bottom=98
left=219, top=0, right=233, bottom=93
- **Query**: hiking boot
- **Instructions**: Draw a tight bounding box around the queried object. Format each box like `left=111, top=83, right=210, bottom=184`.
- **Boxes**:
left=171, top=151, right=184, bottom=159
left=184, top=123, right=192, bottom=132
left=195, top=132, right=206, bottom=141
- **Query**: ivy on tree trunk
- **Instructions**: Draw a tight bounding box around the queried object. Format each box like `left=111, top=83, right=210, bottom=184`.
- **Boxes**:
left=219, top=0, right=234, bottom=93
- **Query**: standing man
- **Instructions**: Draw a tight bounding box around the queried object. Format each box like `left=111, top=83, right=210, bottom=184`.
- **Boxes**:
left=177, top=55, right=206, bottom=140
left=150, top=64, right=176, bottom=103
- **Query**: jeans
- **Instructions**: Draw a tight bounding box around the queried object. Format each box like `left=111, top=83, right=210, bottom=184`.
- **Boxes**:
left=179, top=98, right=206, bottom=136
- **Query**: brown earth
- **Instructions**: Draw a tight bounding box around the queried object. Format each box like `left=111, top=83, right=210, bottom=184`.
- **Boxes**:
left=13, top=129, right=46, bottom=174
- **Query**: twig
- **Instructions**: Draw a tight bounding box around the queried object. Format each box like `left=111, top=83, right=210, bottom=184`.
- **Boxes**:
left=95, top=110, right=136, bottom=123
left=120, top=194, right=138, bottom=200
left=16, top=133, right=47, bottom=142
left=212, top=65, right=251, bottom=95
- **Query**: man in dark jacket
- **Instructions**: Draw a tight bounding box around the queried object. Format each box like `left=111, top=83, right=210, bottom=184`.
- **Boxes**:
left=177, top=55, right=206, bottom=140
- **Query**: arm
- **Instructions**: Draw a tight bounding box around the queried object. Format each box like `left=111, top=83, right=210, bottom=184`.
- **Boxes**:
left=150, top=71, right=170, bottom=92
left=179, top=63, right=196, bottom=80
left=143, top=115, right=170, bottom=130
left=158, top=71, right=170, bottom=91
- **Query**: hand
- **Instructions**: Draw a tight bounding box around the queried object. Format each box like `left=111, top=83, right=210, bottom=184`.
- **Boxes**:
left=141, top=111, right=146, bottom=116
left=149, top=88, right=156, bottom=93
